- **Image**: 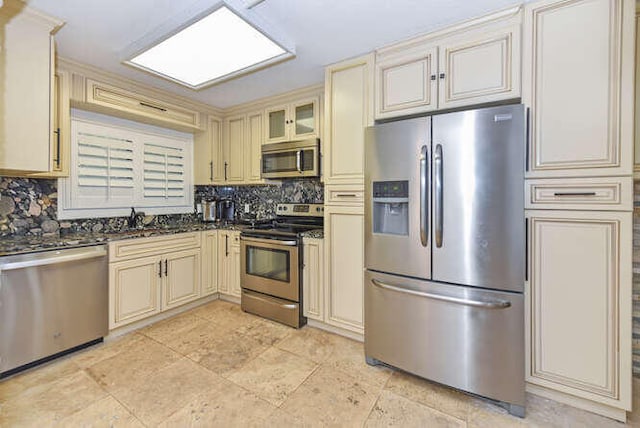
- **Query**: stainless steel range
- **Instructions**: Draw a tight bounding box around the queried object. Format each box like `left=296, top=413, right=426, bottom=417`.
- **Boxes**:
left=240, top=203, right=324, bottom=328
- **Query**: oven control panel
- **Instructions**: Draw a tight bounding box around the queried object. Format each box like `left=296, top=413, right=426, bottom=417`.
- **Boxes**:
left=276, top=203, right=324, bottom=217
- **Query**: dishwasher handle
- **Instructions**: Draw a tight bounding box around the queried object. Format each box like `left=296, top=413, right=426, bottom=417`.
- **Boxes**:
left=0, top=246, right=107, bottom=271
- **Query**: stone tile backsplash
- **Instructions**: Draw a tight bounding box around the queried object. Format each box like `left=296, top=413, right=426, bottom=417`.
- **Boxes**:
left=0, top=177, right=323, bottom=236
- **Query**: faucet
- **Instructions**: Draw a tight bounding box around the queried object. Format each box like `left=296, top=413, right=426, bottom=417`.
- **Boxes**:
left=128, top=207, right=145, bottom=228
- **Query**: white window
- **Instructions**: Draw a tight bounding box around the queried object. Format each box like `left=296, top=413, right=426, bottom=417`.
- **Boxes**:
left=58, top=110, right=193, bottom=219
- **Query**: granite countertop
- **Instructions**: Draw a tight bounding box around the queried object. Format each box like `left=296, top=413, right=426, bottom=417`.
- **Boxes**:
left=301, top=229, right=324, bottom=239
left=0, top=222, right=250, bottom=257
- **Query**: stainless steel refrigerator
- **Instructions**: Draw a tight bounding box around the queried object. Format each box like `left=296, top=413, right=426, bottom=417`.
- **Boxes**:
left=364, top=104, right=526, bottom=417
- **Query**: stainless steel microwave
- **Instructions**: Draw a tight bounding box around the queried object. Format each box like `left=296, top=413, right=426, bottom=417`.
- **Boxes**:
left=261, top=138, right=320, bottom=179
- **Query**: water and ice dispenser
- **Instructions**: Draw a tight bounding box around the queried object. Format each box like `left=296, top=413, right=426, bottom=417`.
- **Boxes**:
left=372, top=180, right=409, bottom=236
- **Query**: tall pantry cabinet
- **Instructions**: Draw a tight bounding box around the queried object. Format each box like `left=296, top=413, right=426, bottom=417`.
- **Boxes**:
left=322, top=54, right=375, bottom=335
left=522, top=0, right=635, bottom=421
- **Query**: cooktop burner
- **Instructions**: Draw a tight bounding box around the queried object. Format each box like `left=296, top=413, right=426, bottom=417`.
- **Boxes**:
left=240, top=203, right=324, bottom=238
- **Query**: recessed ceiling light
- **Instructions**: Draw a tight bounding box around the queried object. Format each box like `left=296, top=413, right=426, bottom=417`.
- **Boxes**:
left=125, top=5, right=293, bottom=90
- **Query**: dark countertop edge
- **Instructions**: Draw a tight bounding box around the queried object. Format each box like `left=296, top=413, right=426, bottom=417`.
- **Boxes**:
left=0, top=223, right=253, bottom=257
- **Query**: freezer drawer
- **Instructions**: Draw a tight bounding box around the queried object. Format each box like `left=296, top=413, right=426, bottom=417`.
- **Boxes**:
left=365, top=270, right=524, bottom=409
left=0, top=246, right=108, bottom=375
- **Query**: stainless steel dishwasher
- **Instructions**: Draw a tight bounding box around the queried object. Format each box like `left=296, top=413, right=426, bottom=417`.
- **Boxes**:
left=0, top=245, right=108, bottom=377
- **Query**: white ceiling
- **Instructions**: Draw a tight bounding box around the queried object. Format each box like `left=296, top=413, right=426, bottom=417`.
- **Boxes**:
left=26, top=0, right=525, bottom=109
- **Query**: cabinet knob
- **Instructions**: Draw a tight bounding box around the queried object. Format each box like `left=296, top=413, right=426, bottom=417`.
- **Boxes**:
left=439, top=73, right=445, bottom=79
left=430, top=75, right=436, bottom=81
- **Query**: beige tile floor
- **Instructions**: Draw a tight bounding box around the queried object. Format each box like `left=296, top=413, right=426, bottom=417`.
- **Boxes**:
left=1, top=299, right=639, bottom=427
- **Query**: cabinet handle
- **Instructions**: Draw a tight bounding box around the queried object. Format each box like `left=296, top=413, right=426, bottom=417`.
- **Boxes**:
left=553, top=192, right=597, bottom=197
left=158, top=260, right=162, bottom=278
left=209, top=161, right=213, bottom=182
left=224, top=161, right=228, bottom=181
left=53, top=128, right=61, bottom=169
left=439, top=73, right=445, bottom=79
left=139, top=101, right=167, bottom=112
left=525, top=218, right=529, bottom=282
left=430, top=75, right=436, bottom=81
left=525, top=107, right=530, bottom=172
left=225, top=235, right=229, bottom=257
left=164, top=259, right=168, bottom=277
left=335, top=193, right=358, bottom=197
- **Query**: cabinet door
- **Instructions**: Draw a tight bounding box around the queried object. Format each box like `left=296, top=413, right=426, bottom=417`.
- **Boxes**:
left=375, top=47, right=438, bottom=119
left=324, top=205, right=364, bottom=333
left=0, top=7, right=58, bottom=173
left=324, top=54, right=374, bottom=185
left=526, top=210, right=631, bottom=410
left=265, top=104, right=288, bottom=144
left=523, top=0, right=634, bottom=177
left=634, top=11, right=640, bottom=173
left=109, top=256, right=162, bottom=329
left=201, top=231, right=218, bottom=296
left=224, top=114, right=245, bottom=183
left=303, top=238, right=324, bottom=321
left=229, top=236, right=242, bottom=298
left=245, top=110, right=263, bottom=183
left=194, top=116, right=221, bottom=185
left=218, top=232, right=231, bottom=295
left=438, top=24, right=520, bottom=110
left=163, top=248, right=201, bottom=310
left=292, top=98, right=319, bottom=139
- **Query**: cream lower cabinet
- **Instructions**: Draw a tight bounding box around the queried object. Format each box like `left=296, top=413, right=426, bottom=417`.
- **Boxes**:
left=163, top=249, right=201, bottom=310
left=523, top=0, right=635, bottom=178
left=201, top=231, right=219, bottom=296
left=218, top=230, right=241, bottom=298
left=109, top=255, right=162, bottom=329
left=526, top=210, right=632, bottom=418
left=324, top=205, right=364, bottom=334
left=108, top=233, right=202, bottom=330
left=302, top=238, right=324, bottom=321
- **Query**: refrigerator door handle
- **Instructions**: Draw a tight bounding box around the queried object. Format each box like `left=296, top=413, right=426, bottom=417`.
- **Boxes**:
left=371, top=278, right=511, bottom=309
left=434, top=144, right=443, bottom=248
left=420, top=145, right=429, bottom=247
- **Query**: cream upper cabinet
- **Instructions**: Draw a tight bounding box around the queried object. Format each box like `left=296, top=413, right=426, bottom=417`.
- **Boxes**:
left=302, top=237, right=324, bottom=321
left=526, top=210, right=632, bottom=413
left=194, top=115, right=222, bottom=185
left=163, top=248, right=201, bottom=310
left=523, top=0, right=635, bottom=177
left=0, top=2, right=63, bottom=174
left=324, top=205, right=365, bottom=334
left=201, top=231, right=218, bottom=296
left=245, top=110, right=264, bottom=183
left=634, top=10, right=640, bottom=175
left=324, top=54, right=374, bottom=185
left=109, top=255, right=162, bottom=330
left=222, top=114, right=246, bottom=183
left=265, top=97, right=320, bottom=144
left=375, top=47, right=438, bottom=119
left=218, top=231, right=241, bottom=298
left=374, top=8, right=521, bottom=120
left=437, top=23, right=521, bottom=110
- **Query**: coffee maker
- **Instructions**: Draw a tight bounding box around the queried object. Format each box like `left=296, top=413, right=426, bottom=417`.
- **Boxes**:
left=201, top=198, right=218, bottom=222
left=217, top=198, right=235, bottom=222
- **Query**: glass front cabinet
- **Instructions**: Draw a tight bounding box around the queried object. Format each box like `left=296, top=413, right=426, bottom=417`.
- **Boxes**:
left=265, top=97, right=319, bottom=144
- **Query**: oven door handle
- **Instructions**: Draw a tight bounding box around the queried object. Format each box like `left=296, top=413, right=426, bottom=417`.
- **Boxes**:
left=240, top=236, right=299, bottom=246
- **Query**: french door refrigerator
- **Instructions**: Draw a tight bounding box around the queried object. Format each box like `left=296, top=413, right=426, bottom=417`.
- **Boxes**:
left=364, top=104, right=526, bottom=417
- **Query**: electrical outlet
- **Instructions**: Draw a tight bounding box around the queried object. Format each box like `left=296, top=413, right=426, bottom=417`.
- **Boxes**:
left=244, top=203, right=250, bottom=213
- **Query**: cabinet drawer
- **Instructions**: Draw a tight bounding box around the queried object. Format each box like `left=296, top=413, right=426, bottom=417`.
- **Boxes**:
left=525, top=177, right=632, bottom=211
left=326, top=185, right=365, bottom=205
left=86, top=79, right=201, bottom=130
left=109, top=232, right=201, bottom=262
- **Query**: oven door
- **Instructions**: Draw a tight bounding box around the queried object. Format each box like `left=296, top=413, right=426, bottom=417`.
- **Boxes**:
left=240, top=235, right=299, bottom=301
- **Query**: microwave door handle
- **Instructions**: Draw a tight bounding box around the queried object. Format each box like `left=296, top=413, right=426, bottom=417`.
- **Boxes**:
left=420, top=145, right=429, bottom=247
left=296, top=150, right=302, bottom=173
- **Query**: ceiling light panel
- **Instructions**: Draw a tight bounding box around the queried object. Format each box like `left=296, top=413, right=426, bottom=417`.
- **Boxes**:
left=127, top=6, right=290, bottom=89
